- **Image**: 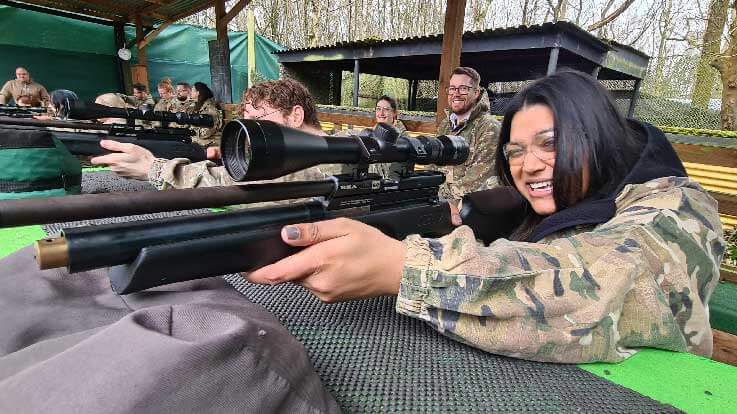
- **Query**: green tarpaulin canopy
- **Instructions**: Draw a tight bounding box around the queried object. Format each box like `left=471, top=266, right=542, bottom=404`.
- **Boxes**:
left=0, top=5, right=282, bottom=102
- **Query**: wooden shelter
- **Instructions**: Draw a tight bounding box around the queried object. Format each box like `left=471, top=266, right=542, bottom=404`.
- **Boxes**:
left=276, top=21, right=650, bottom=119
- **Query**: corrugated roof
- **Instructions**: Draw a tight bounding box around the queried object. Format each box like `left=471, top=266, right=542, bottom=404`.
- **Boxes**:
left=275, top=21, right=648, bottom=59
left=7, top=0, right=213, bottom=26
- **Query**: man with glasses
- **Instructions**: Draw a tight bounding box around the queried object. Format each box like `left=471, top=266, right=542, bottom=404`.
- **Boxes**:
left=437, top=66, right=501, bottom=204
left=91, top=78, right=330, bottom=189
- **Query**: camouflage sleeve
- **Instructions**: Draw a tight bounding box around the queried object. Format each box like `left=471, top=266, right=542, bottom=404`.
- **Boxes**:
left=39, top=86, right=50, bottom=105
left=396, top=180, right=723, bottom=363
left=439, top=117, right=501, bottom=201
left=0, top=81, right=10, bottom=104
left=148, top=158, right=234, bottom=190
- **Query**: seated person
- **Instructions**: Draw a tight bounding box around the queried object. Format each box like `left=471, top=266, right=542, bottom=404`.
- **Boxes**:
left=118, top=83, right=155, bottom=110
left=244, top=71, right=725, bottom=363
left=15, top=95, right=41, bottom=107
left=153, top=78, right=175, bottom=112
left=374, top=95, right=406, bottom=132
left=189, top=82, right=224, bottom=148
left=0, top=67, right=49, bottom=107
left=33, top=89, right=78, bottom=120
left=95, top=93, right=133, bottom=124
left=91, top=78, right=328, bottom=189
left=172, top=82, right=194, bottom=113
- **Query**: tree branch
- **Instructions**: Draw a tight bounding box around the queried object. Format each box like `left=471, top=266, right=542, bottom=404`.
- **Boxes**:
left=587, top=0, right=636, bottom=31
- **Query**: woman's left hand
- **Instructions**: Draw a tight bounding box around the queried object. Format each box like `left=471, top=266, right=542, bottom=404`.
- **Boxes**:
left=245, top=218, right=407, bottom=303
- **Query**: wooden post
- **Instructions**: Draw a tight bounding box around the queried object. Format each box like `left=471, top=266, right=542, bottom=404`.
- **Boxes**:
left=436, top=0, right=467, bottom=123
left=211, top=0, right=233, bottom=103
left=352, top=59, right=360, bottom=107
left=546, top=47, right=560, bottom=75
left=131, top=14, right=149, bottom=90
left=247, top=7, right=256, bottom=88
left=627, top=79, right=642, bottom=119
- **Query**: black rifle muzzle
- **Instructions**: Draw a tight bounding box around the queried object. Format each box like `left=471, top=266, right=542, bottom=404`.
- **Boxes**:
left=220, top=120, right=469, bottom=181
left=69, top=101, right=214, bottom=127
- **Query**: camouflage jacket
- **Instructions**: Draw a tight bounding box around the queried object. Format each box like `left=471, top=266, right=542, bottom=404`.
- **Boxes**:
left=397, top=123, right=724, bottom=363
left=436, top=90, right=501, bottom=201
left=119, top=94, right=155, bottom=110
left=0, top=79, right=49, bottom=106
left=191, top=99, right=224, bottom=148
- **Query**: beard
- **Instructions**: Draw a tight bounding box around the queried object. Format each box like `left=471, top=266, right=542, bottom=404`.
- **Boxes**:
left=177, top=95, right=188, bottom=102
left=449, top=96, right=476, bottom=115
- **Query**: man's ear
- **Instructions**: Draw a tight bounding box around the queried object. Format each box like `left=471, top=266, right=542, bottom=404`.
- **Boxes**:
left=287, top=105, right=305, bottom=128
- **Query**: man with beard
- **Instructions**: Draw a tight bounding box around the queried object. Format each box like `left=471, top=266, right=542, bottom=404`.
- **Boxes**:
left=436, top=66, right=500, bottom=203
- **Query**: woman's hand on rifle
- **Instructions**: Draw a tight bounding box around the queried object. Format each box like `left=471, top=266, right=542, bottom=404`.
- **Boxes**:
left=245, top=218, right=407, bottom=303
left=91, top=140, right=154, bottom=181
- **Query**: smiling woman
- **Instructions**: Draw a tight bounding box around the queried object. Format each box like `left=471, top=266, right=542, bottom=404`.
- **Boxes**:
left=246, top=70, right=726, bottom=364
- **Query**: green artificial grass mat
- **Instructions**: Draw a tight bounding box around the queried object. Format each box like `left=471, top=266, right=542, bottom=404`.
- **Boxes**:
left=0, top=225, right=45, bottom=259
left=709, top=282, right=737, bottom=335
left=580, top=348, right=737, bottom=413
left=81, top=166, right=110, bottom=172
left=2, top=226, right=737, bottom=412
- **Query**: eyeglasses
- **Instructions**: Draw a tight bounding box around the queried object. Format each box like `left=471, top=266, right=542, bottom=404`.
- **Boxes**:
left=502, top=137, right=556, bottom=165
left=253, top=108, right=282, bottom=120
left=446, top=85, right=476, bottom=95
left=375, top=106, right=394, bottom=113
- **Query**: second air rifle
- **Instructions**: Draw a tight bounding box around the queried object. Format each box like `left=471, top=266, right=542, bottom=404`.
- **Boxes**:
left=0, top=121, right=471, bottom=294
left=0, top=102, right=212, bottom=161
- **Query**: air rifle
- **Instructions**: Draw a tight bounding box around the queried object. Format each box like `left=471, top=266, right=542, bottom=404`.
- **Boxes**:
left=0, top=121, right=469, bottom=294
left=0, top=105, right=47, bottom=118
left=0, top=101, right=212, bottom=161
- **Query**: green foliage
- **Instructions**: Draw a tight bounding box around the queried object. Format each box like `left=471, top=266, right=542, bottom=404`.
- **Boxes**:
left=726, top=230, right=737, bottom=267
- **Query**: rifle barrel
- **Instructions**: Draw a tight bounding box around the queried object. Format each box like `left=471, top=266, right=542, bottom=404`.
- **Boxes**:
left=0, top=180, right=336, bottom=228
left=0, top=116, right=110, bottom=130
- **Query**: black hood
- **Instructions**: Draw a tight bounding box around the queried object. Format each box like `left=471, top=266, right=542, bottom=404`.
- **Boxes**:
left=528, top=121, right=687, bottom=242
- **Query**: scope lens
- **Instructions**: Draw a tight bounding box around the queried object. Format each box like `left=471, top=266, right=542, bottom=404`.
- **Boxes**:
left=221, top=120, right=253, bottom=181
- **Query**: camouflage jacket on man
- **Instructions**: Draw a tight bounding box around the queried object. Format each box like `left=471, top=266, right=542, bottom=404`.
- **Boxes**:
left=396, top=123, right=724, bottom=363
left=118, top=93, right=155, bottom=110
left=436, top=90, right=501, bottom=201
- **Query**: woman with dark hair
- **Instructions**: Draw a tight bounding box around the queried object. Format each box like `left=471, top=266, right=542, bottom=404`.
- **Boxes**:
left=189, top=81, right=223, bottom=148
left=34, top=89, right=78, bottom=120
left=246, top=71, right=725, bottom=363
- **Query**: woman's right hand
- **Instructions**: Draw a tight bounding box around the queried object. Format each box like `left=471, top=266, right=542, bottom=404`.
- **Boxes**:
left=450, top=201, right=462, bottom=226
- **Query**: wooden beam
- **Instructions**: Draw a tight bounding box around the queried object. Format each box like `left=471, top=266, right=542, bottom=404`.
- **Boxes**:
left=217, top=0, right=250, bottom=33
left=137, top=20, right=175, bottom=49
left=76, top=0, right=167, bottom=21
left=671, top=143, right=737, bottom=168
left=436, top=0, right=467, bottom=124
left=712, top=329, right=737, bottom=367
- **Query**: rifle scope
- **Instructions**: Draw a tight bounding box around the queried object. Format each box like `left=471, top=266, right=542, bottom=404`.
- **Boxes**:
left=221, top=120, right=469, bottom=181
left=68, top=101, right=214, bottom=127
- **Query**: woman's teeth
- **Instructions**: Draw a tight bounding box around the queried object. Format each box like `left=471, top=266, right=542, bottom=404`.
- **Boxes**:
left=528, top=181, right=553, bottom=191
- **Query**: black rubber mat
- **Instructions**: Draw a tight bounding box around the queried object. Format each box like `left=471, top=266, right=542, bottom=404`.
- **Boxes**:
left=224, top=278, right=681, bottom=413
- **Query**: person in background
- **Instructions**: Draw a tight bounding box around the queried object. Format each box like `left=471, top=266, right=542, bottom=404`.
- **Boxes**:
left=0, top=67, right=49, bottom=107
left=154, top=78, right=175, bottom=112
left=91, top=78, right=327, bottom=189
left=374, top=95, right=406, bottom=133
left=244, top=71, right=725, bottom=364
left=436, top=66, right=501, bottom=203
left=95, top=93, right=133, bottom=124
left=119, top=83, right=155, bottom=110
left=33, top=89, right=78, bottom=120
left=190, top=82, right=224, bottom=148
left=172, top=82, right=194, bottom=113
left=15, top=95, right=40, bottom=107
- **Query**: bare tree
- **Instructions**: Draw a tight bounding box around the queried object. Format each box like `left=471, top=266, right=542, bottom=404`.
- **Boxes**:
left=691, top=0, right=730, bottom=109
left=712, top=1, right=737, bottom=129
left=587, top=0, right=635, bottom=32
